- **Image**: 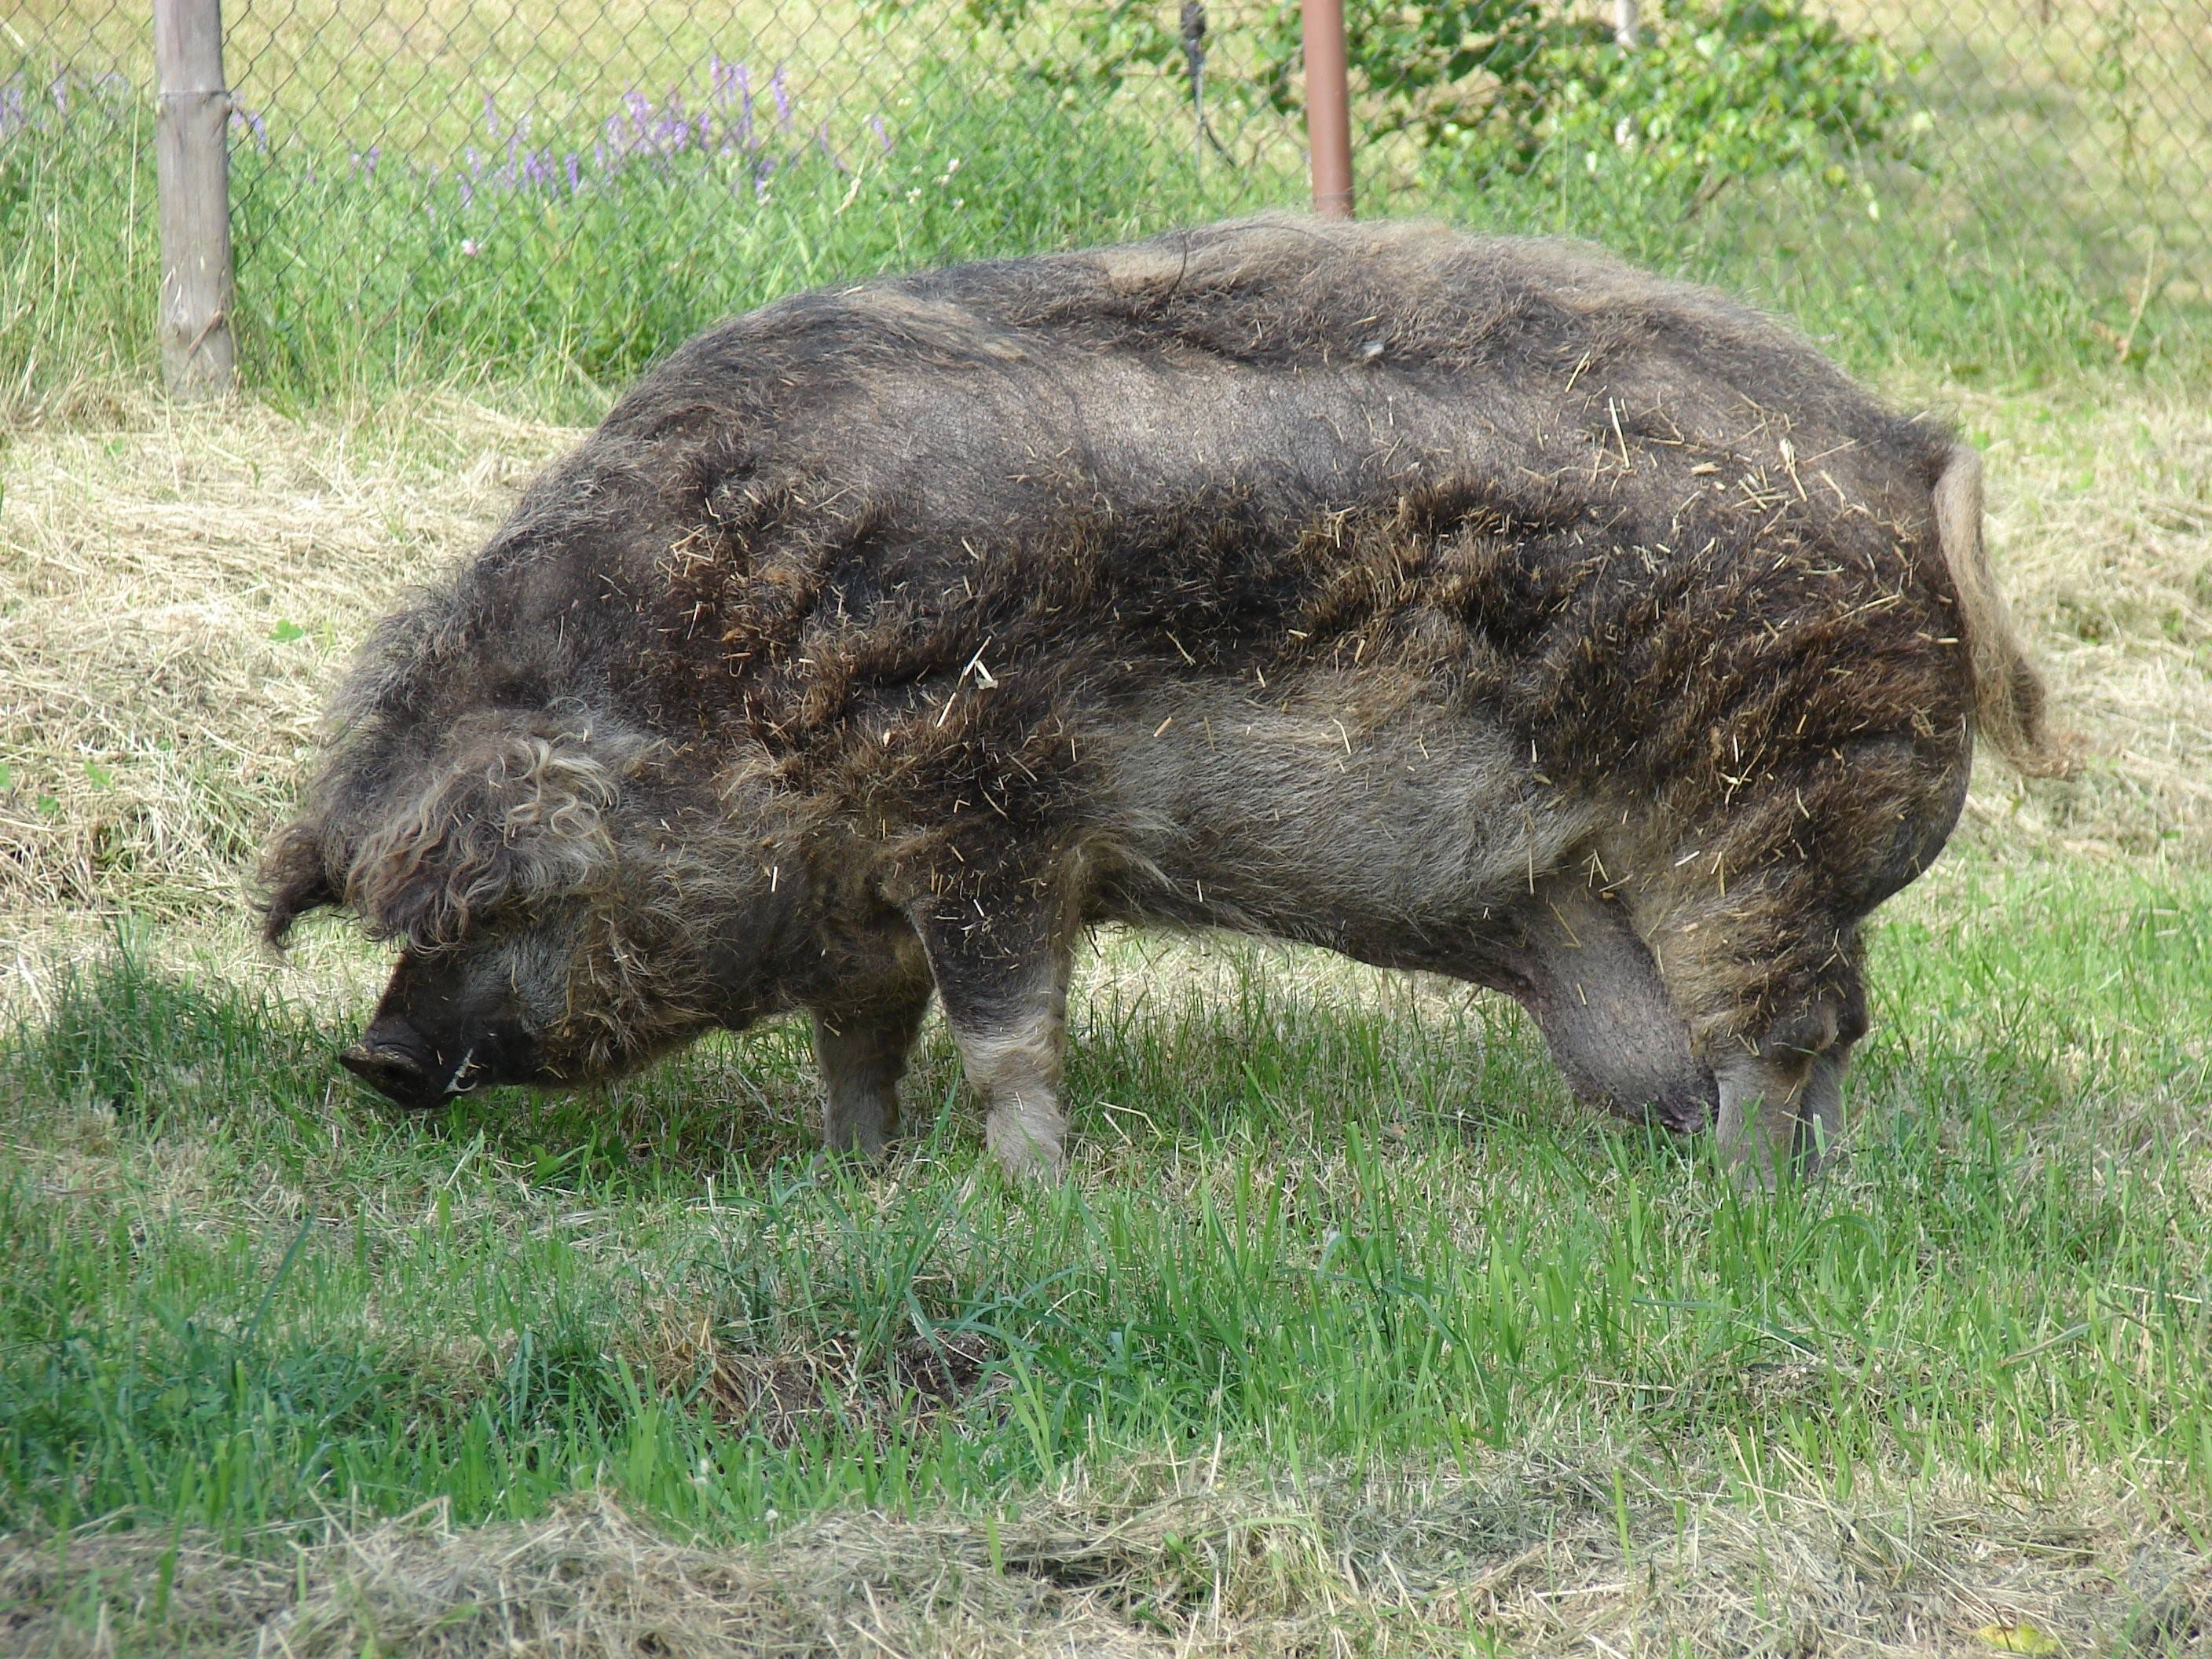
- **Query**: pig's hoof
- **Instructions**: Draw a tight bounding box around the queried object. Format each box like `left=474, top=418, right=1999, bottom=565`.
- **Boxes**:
left=987, top=1130, right=1068, bottom=1183
left=1723, top=1148, right=1785, bottom=1195
left=822, top=1136, right=891, bottom=1170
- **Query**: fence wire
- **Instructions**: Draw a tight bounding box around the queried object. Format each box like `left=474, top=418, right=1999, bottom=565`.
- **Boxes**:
left=5, top=1, right=2209, bottom=397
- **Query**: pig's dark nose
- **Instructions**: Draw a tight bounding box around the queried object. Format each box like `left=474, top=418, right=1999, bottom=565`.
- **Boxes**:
left=339, top=1026, right=436, bottom=1108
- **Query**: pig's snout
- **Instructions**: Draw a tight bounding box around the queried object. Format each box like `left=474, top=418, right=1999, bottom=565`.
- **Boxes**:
left=339, top=1019, right=445, bottom=1109
left=340, top=1002, right=540, bottom=1108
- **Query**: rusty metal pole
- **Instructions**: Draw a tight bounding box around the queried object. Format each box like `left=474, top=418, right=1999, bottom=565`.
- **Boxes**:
left=155, top=0, right=236, bottom=397
left=1301, top=0, right=1353, bottom=218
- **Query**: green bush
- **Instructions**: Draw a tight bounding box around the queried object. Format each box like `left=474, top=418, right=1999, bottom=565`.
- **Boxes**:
left=939, top=0, right=1553, bottom=143
left=1466, top=0, right=1924, bottom=195
left=936, top=0, right=1914, bottom=186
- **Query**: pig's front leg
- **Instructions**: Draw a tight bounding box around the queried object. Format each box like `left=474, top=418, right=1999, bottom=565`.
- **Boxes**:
left=906, top=871, right=1076, bottom=1180
left=811, top=986, right=932, bottom=1159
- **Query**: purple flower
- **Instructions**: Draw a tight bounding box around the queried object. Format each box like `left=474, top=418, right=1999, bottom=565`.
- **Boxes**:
left=771, top=65, right=790, bottom=130
left=484, top=91, right=500, bottom=140
left=459, top=176, right=474, bottom=207
left=226, top=104, right=269, bottom=150
left=565, top=152, right=580, bottom=194
left=871, top=115, right=892, bottom=155
left=737, top=64, right=755, bottom=151
left=817, top=122, right=845, bottom=172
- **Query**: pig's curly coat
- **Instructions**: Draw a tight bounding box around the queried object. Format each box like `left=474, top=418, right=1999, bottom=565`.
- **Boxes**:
left=266, top=215, right=2057, bottom=1122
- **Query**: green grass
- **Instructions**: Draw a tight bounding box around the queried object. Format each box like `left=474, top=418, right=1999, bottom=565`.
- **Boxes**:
left=3, top=856, right=2207, bottom=1613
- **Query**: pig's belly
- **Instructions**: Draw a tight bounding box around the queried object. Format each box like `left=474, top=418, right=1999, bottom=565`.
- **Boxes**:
left=1082, top=682, right=1583, bottom=976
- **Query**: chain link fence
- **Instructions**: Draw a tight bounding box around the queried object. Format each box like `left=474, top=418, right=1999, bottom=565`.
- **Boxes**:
left=6, top=1, right=2209, bottom=402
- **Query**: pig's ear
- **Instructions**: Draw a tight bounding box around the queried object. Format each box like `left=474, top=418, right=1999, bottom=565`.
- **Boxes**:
left=342, top=717, right=640, bottom=950
left=259, top=821, right=339, bottom=947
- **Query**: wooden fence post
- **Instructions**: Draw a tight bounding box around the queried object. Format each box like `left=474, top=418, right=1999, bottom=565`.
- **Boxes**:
left=154, top=0, right=236, bottom=397
left=1301, top=0, right=1354, bottom=218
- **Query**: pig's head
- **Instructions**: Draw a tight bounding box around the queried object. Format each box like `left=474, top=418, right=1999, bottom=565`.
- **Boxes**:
left=262, top=703, right=780, bottom=1109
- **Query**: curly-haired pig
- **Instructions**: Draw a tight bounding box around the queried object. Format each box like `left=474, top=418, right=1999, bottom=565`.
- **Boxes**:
left=261, top=215, right=2063, bottom=1185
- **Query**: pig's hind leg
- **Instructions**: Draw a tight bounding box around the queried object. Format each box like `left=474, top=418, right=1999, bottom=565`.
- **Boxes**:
left=1628, top=732, right=1955, bottom=1185
left=1712, top=1024, right=1856, bottom=1188
left=1636, top=887, right=1871, bottom=1188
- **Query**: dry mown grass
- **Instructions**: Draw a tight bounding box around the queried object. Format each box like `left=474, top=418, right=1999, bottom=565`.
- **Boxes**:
left=1946, top=383, right=2212, bottom=859
left=3, top=1457, right=2203, bottom=1657
left=0, top=389, right=575, bottom=937
left=2, top=376, right=2207, bottom=952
